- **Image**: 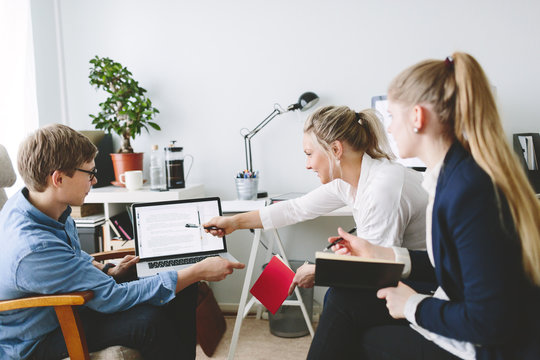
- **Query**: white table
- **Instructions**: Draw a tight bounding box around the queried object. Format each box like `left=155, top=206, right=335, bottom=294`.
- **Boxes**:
left=84, top=184, right=205, bottom=250
left=223, top=199, right=352, bottom=360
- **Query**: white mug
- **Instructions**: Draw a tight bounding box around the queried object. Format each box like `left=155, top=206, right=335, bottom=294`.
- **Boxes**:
left=119, top=170, right=143, bottom=190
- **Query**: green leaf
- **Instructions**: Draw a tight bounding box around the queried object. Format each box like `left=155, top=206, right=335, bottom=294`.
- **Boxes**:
left=148, top=122, right=161, bottom=130
left=88, top=55, right=161, bottom=143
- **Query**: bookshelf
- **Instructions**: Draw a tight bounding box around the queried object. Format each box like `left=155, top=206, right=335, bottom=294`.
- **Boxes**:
left=84, top=184, right=205, bottom=250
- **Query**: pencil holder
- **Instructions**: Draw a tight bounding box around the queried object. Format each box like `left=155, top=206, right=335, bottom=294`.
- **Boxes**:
left=235, top=178, right=259, bottom=200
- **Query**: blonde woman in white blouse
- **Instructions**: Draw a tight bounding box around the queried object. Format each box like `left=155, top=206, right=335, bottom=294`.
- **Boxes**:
left=205, top=105, right=427, bottom=292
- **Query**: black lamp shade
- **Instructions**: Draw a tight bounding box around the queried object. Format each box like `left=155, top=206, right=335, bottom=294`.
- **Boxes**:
left=298, top=92, right=319, bottom=111
left=288, top=91, right=319, bottom=111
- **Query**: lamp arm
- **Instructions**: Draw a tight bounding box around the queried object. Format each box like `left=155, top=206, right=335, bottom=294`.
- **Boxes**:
left=244, top=107, right=283, bottom=140
left=244, top=136, right=252, bottom=172
left=242, top=105, right=287, bottom=172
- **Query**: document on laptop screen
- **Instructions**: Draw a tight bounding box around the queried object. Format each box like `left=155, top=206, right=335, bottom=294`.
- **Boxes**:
left=135, top=201, right=224, bottom=259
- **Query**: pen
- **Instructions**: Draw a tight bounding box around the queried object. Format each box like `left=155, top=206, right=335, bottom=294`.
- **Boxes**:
left=324, top=227, right=357, bottom=251
left=185, top=223, right=220, bottom=230
left=204, top=226, right=220, bottom=230
left=107, top=219, right=122, bottom=239
left=114, top=220, right=131, bottom=245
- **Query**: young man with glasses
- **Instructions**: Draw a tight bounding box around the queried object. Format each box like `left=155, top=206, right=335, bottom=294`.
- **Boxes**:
left=0, top=124, right=244, bottom=360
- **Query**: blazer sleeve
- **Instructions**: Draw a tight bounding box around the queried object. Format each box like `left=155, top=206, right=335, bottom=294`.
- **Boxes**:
left=408, top=250, right=436, bottom=283
left=415, top=168, right=523, bottom=345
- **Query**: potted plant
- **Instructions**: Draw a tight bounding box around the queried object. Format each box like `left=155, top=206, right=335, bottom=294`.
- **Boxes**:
left=88, top=55, right=161, bottom=185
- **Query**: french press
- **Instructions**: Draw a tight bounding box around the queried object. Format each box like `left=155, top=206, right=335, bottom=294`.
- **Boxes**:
left=164, top=140, right=186, bottom=189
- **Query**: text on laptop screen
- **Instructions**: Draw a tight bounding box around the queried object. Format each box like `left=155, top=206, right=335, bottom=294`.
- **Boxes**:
left=371, top=95, right=426, bottom=169
left=135, top=199, right=224, bottom=259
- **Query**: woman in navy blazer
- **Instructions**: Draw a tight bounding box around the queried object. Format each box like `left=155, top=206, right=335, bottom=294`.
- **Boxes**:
left=329, top=53, right=540, bottom=359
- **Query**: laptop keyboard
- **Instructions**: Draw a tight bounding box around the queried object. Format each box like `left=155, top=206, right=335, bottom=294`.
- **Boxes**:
left=147, top=255, right=212, bottom=269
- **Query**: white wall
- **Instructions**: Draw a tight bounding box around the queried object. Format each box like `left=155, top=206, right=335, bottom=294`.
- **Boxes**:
left=30, top=0, right=540, bottom=306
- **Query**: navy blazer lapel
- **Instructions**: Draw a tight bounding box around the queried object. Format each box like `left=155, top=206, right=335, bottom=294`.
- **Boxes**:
left=431, top=141, right=469, bottom=286
left=435, top=141, right=469, bottom=192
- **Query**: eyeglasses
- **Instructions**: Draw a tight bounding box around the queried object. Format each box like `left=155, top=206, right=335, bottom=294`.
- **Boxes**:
left=75, top=167, right=98, bottom=181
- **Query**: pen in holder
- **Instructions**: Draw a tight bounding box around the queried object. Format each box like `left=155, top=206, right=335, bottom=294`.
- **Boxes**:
left=235, top=170, right=259, bottom=200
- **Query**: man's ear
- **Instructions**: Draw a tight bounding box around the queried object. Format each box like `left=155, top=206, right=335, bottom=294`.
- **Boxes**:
left=331, top=140, right=344, bottom=160
left=412, top=105, right=426, bottom=131
left=50, top=170, right=64, bottom=188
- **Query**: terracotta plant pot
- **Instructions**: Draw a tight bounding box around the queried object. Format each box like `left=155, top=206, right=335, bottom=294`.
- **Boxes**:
left=110, top=152, right=144, bottom=186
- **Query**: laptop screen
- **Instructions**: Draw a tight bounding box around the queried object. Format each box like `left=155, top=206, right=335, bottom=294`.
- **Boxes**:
left=371, top=95, right=426, bottom=171
left=132, top=197, right=226, bottom=260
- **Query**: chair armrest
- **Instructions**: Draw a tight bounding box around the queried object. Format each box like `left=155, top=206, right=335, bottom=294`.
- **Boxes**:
left=0, top=291, right=94, bottom=311
left=91, top=248, right=135, bottom=262
left=0, top=291, right=95, bottom=360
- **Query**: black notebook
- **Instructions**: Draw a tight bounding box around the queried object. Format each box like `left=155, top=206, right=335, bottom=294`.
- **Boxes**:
left=109, top=211, right=134, bottom=240
left=314, top=251, right=404, bottom=289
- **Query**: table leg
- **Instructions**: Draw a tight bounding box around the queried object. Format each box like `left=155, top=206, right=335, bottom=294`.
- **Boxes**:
left=227, top=229, right=261, bottom=360
left=271, top=229, right=314, bottom=337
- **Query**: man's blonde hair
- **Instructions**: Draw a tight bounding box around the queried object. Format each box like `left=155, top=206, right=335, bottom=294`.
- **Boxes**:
left=18, top=124, right=97, bottom=192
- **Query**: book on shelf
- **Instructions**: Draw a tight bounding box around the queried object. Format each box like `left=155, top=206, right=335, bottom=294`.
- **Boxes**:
left=269, top=192, right=306, bottom=204
left=314, top=251, right=404, bottom=289
left=71, top=203, right=104, bottom=218
left=249, top=255, right=295, bottom=315
left=108, top=212, right=134, bottom=241
left=73, top=213, right=105, bottom=228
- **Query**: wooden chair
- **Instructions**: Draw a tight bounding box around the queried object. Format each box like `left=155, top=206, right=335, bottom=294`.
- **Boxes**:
left=0, top=144, right=16, bottom=211
left=0, top=248, right=142, bottom=360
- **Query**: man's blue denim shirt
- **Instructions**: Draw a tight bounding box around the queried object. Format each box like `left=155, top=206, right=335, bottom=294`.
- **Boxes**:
left=0, top=189, right=178, bottom=359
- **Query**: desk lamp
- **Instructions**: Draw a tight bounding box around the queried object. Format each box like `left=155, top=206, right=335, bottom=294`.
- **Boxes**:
left=241, top=91, right=319, bottom=173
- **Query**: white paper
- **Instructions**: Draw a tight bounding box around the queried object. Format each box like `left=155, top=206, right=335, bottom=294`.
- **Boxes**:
left=135, top=200, right=224, bottom=258
left=518, top=135, right=538, bottom=170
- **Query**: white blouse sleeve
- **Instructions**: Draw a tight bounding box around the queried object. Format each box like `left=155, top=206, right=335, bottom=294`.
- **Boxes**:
left=259, top=181, right=347, bottom=229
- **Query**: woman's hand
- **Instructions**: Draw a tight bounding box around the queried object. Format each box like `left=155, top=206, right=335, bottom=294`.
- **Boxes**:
left=376, top=281, right=417, bottom=319
left=203, top=216, right=238, bottom=237
left=330, top=227, right=395, bottom=261
left=288, top=263, right=315, bottom=296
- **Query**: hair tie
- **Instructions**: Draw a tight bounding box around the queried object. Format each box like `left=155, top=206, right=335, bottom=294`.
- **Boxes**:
left=355, top=112, right=363, bottom=125
left=445, top=56, right=454, bottom=68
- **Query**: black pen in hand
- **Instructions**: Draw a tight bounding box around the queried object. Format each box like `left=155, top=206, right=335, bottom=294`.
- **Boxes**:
left=185, top=223, right=220, bottom=230
left=324, top=227, right=357, bottom=251
left=204, top=226, right=220, bottom=230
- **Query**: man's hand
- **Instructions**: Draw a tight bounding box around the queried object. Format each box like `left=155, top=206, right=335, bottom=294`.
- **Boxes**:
left=194, top=256, right=245, bottom=281
left=288, top=263, right=315, bottom=296
left=331, top=227, right=395, bottom=261
left=176, top=256, right=245, bottom=293
left=108, top=255, right=139, bottom=280
left=376, top=281, right=417, bottom=319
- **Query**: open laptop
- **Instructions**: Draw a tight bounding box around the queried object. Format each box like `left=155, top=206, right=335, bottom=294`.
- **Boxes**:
left=371, top=95, right=426, bottom=171
left=132, top=197, right=238, bottom=277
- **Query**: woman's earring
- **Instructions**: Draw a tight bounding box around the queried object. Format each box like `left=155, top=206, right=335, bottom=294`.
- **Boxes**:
left=413, top=127, right=419, bottom=133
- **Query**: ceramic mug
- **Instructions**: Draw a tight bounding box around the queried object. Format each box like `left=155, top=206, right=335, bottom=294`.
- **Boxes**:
left=119, top=170, right=143, bottom=190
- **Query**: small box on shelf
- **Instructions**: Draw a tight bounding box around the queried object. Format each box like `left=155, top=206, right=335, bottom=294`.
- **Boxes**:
left=71, top=203, right=104, bottom=218
left=77, top=225, right=103, bottom=253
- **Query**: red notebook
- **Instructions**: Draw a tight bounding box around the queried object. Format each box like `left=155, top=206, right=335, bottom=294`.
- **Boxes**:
left=250, top=255, right=295, bottom=315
